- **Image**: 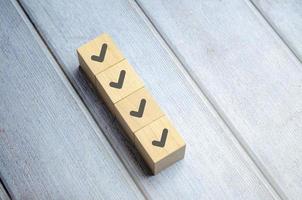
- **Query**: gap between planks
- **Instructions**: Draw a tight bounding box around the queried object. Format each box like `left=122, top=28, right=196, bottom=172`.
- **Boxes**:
left=12, top=0, right=293, bottom=198
left=247, top=0, right=302, bottom=67
left=0, top=178, right=11, bottom=200
left=131, top=0, right=287, bottom=199
left=11, top=0, right=149, bottom=198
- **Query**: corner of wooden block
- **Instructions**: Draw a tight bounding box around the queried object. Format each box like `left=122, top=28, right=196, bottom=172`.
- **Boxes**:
left=77, top=50, right=95, bottom=84
left=152, top=144, right=186, bottom=175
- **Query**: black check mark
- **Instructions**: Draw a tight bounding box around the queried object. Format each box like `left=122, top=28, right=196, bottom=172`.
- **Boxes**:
left=152, top=128, right=168, bottom=148
left=91, top=43, right=107, bottom=62
left=130, top=98, right=146, bottom=118
left=109, top=70, right=126, bottom=89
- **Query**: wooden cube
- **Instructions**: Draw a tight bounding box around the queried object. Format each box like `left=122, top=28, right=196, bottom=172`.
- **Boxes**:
left=134, top=116, right=186, bottom=174
left=96, top=60, right=144, bottom=111
left=77, top=33, right=186, bottom=174
left=77, top=33, right=124, bottom=84
left=114, top=88, right=164, bottom=140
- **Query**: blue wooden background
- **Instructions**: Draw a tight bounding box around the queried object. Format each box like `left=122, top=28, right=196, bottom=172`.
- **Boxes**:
left=1, top=0, right=302, bottom=199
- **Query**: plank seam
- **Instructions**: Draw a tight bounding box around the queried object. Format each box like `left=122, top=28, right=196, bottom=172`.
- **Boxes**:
left=10, top=0, right=148, bottom=198
left=0, top=177, right=12, bottom=200
left=131, top=0, right=286, bottom=199
left=247, top=0, right=302, bottom=67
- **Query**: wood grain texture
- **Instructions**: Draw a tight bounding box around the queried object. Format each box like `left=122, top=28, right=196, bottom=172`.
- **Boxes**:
left=96, top=59, right=144, bottom=113
left=136, top=0, right=302, bottom=199
left=0, top=183, right=10, bottom=200
left=77, top=33, right=125, bottom=84
left=134, top=116, right=186, bottom=175
left=250, top=0, right=302, bottom=62
left=115, top=87, right=164, bottom=140
left=19, top=0, right=280, bottom=199
left=0, top=1, right=144, bottom=199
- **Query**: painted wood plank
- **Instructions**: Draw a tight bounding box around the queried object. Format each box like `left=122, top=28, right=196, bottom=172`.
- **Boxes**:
left=135, top=0, right=302, bottom=199
left=0, top=183, right=10, bottom=200
left=251, top=0, right=302, bottom=62
left=19, top=0, right=280, bottom=199
left=0, top=1, right=144, bottom=199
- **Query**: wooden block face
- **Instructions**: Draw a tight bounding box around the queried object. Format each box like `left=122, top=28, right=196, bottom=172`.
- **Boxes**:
left=114, top=88, right=164, bottom=139
left=96, top=60, right=144, bottom=106
left=77, top=33, right=124, bottom=83
left=134, top=116, right=186, bottom=174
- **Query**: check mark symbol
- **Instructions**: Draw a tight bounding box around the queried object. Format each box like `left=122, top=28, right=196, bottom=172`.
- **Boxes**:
left=152, top=128, right=168, bottom=148
left=130, top=98, right=146, bottom=118
left=109, top=70, right=126, bottom=89
left=91, top=43, right=107, bottom=62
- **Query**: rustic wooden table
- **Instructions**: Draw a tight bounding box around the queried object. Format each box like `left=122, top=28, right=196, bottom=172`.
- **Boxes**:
left=1, top=0, right=302, bottom=199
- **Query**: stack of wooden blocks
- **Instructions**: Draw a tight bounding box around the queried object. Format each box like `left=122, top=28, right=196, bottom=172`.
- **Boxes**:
left=77, top=33, right=186, bottom=174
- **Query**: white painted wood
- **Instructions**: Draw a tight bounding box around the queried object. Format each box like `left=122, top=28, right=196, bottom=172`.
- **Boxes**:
left=18, top=0, right=281, bottom=199
left=0, top=1, right=144, bottom=199
left=136, top=0, right=302, bottom=199
left=0, top=184, right=10, bottom=200
left=251, top=0, right=302, bottom=62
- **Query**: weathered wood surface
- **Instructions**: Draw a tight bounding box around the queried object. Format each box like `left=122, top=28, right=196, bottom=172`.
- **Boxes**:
left=17, top=0, right=282, bottom=199
left=0, top=183, right=10, bottom=200
left=0, top=1, right=143, bottom=199
left=251, top=0, right=302, bottom=61
left=136, top=0, right=302, bottom=199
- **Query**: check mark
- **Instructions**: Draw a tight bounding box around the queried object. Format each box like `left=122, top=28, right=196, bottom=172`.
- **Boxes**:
left=152, top=128, right=168, bottom=148
left=109, top=70, right=126, bottom=89
left=91, top=43, right=107, bottom=62
left=130, top=98, right=146, bottom=118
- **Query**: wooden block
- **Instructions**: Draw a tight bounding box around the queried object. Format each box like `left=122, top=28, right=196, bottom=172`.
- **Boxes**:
left=77, top=33, right=186, bottom=174
left=77, top=33, right=124, bottom=84
left=114, top=87, right=164, bottom=140
left=134, top=116, right=186, bottom=174
left=96, top=59, right=144, bottom=111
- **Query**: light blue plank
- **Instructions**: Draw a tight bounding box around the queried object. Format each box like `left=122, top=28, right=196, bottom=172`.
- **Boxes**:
left=251, top=0, right=302, bottom=62
left=0, top=183, right=10, bottom=200
left=19, top=0, right=280, bottom=199
left=0, top=1, right=144, bottom=199
left=136, top=0, right=302, bottom=199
